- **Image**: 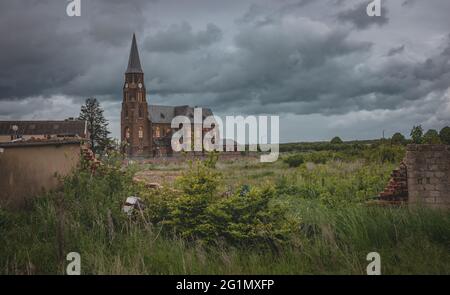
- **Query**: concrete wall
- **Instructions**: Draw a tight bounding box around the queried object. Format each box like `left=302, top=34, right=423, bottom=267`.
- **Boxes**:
left=0, top=135, right=10, bottom=142
left=405, top=144, right=450, bottom=209
left=0, top=143, right=81, bottom=207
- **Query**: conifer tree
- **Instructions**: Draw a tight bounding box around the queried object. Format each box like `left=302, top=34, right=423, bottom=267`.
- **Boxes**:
left=79, top=97, right=111, bottom=154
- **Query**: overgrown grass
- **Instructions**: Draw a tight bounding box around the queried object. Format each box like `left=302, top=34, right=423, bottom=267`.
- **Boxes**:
left=0, top=149, right=449, bottom=275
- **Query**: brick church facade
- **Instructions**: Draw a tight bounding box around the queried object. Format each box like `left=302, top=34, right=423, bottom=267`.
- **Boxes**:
left=121, top=34, right=213, bottom=157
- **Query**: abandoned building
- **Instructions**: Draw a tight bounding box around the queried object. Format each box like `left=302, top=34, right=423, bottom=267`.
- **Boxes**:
left=0, top=119, right=87, bottom=143
left=378, top=144, right=450, bottom=209
left=0, top=120, right=89, bottom=207
left=121, top=34, right=214, bottom=157
left=0, top=139, right=85, bottom=207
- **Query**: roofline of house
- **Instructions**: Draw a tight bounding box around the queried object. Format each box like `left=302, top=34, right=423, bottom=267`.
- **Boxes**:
left=0, top=139, right=84, bottom=148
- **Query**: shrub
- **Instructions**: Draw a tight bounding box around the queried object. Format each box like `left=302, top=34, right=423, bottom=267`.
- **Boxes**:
left=307, top=151, right=332, bottom=164
left=206, top=185, right=298, bottom=247
left=423, top=129, right=441, bottom=144
left=142, top=160, right=298, bottom=247
left=283, top=154, right=305, bottom=167
left=391, top=132, right=406, bottom=145
left=330, top=136, right=343, bottom=144
left=364, top=145, right=405, bottom=164
left=439, top=126, right=450, bottom=145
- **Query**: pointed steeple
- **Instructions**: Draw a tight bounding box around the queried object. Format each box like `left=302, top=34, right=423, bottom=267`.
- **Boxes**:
left=126, top=33, right=143, bottom=74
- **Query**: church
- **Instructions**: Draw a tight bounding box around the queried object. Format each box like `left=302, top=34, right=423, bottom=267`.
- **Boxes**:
left=121, top=34, right=213, bottom=157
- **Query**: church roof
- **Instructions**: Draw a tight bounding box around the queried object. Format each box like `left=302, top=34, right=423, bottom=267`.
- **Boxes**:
left=148, top=105, right=214, bottom=124
left=126, top=34, right=143, bottom=74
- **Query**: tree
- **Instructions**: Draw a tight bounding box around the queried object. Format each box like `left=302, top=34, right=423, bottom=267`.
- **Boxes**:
left=79, top=97, right=111, bottom=154
left=423, top=129, right=441, bottom=144
left=391, top=132, right=406, bottom=145
left=330, top=136, right=343, bottom=144
left=410, top=125, right=423, bottom=144
left=439, top=126, right=450, bottom=145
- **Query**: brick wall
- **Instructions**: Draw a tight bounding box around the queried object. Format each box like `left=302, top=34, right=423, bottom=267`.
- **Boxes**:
left=405, top=144, right=450, bottom=209
left=379, top=161, right=408, bottom=203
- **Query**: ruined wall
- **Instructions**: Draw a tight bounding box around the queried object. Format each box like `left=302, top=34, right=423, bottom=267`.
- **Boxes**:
left=405, top=144, right=450, bottom=209
left=0, top=143, right=81, bottom=207
left=379, top=161, right=408, bottom=203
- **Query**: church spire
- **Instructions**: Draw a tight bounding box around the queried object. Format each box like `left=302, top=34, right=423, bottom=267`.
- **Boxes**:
left=126, top=33, right=143, bottom=74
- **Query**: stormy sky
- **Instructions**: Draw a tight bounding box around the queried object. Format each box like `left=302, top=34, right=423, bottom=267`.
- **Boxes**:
left=0, top=0, right=449, bottom=142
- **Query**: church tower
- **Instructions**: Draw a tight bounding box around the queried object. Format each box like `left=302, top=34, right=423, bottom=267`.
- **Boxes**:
left=121, top=34, right=151, bottom=156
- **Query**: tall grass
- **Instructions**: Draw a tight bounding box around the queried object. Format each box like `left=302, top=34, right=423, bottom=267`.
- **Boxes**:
left=0, top=153, right=449, bottom=275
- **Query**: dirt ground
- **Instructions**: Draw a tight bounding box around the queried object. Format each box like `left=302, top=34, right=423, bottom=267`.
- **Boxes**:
left=133, top=170, right=182, bottom=187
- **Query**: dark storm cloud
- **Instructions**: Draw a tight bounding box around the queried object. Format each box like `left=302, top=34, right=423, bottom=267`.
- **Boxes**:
left=144, top=8, right=438, bottom=117
left=0, top=1, right=87, bottom=99
left=386, top=45, right=405, bottom=57
left=1, top=0, right=450, bottom=141
left=0, top=0, right=154, bottom=100
left=144, top=22, right=222, bottom=53
left=337, top=1, right=389, bottom=29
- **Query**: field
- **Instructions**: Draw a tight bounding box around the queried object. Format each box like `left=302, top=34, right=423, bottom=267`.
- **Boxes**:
left=0, top=144, right=449, bottom=275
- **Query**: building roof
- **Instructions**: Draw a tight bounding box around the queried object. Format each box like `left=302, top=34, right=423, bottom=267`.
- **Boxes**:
left=0, top=120, right=87, bottom=137
left=148, top=105, right=214, bottom=124
left=126, top=33, right=143, bottom=74
left=0, top=138, right=83, bottom=148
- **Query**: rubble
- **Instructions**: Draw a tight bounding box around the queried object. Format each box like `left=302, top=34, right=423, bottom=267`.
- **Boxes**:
left=378, top=161, right=408, bottom=203
left=122, top=196, right=144, bottom=216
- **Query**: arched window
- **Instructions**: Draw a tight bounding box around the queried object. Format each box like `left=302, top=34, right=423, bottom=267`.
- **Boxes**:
left=125, top=127, right=130, bottom=139
left=155, top=126, right=161, bottom=138
left=138, top=126, right=144, bottom=139
left=139, top=106, right=143, bottom=118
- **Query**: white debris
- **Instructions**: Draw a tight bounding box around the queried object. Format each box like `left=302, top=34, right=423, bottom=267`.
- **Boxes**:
left=122, top=196, right=143, bottom=216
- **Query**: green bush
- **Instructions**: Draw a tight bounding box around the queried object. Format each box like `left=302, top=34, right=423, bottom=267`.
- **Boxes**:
left=206, top=185, right=298, bottom=247
left=283, top=154, right=305, bottom=167
left=141, top=159, right=297, bottom=247
left=307, top=151, right=333, bottom=164
left=440, top=126, right=450, bottom=145
left=363, top=145, right=405, bottom=164
left=423, top=129, right=441, bottom=144
left=330, top=136, right=343, bottom=144
left=391, top=132, right=406, bottom=145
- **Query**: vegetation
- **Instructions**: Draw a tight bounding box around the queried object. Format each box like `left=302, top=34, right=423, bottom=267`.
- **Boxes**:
left=423, top=129, right=441, bottom=144
left=79, top=97, right=111, bottom=155
left=391, top=132, right=406, bottom=145
left=330, top=136, right=343, bottom=144
left=1, top=145, right=449, bottom=275
left=439, top=126, right=450, bottom=145
left=410, top=125, right=424, bottom=144
left=283, top=145, right=404, bottom=168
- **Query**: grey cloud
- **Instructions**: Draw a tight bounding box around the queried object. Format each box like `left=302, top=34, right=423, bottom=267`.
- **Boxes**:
left=0, top=0, right=156, bottom=101
left=140, top=4, right=450, bottom=119
left=1, top=0, right=450, bottom=142
left=402, top=0, right=417, bottom=7
left=236, top=0, right=315, bottom=27
left=144, top=22, right=222, bottom=53
left=85, top=0, right=156, bottom=46
left=387, top=45, right=405, bottom=56
left=337, top=1, right=389, bottom=29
